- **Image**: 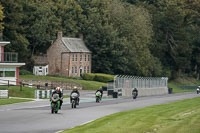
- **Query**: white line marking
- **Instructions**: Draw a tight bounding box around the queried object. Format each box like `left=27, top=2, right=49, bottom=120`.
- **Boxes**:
left=55, top=130, right=64, bottom=133
left=80, top=120, right=94, bottom=126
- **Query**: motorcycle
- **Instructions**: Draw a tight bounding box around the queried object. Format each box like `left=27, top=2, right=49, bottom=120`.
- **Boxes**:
left=71, top=93, right=79, bottom=108
left=50, top=93, right=60, bottom=114
left=96, top=91, right=102, bottom=103
left=132, top=88, right=138, bottom=99
left=197, top=86, right=200, bottom=94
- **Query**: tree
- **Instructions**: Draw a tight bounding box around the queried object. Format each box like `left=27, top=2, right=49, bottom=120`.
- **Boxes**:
left=23, top=0, right=60, bottom=55
left=0, top=4, right=4, bottom=35
left=1, top=0, right=29, bottom=63
left=78, top=0, right=162, bottom=76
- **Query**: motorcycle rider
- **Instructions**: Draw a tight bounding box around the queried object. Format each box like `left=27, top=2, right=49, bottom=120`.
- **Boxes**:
left=95, top=88, right=103, bottom=99
left=52, top=87, right=63, bottom=109
left=70, top=86, right=80, bottom=105
left=132, top=88, right=138, bottom=99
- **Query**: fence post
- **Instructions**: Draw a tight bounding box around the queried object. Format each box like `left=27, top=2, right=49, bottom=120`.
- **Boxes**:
left=20, top=82, right=22, bottom=91
left=8, top=80, right=10, bottom=89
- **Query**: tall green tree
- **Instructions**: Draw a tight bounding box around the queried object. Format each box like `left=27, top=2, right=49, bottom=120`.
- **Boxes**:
left=23, top=0, right=60, bottom=55
left=1, top=0, right=29, bottom=63
left=0, top=4, right=4, bottom=34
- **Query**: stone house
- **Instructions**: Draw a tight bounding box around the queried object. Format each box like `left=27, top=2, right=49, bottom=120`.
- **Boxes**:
left=47, top=31, right=92, bottom=77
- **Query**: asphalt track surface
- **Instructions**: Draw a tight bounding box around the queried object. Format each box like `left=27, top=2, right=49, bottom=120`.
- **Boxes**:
left=0, top=92, right=199, bottom=133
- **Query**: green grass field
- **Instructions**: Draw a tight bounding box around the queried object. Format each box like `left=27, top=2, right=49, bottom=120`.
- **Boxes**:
left=20, top=75, right=106, bottom=90
left=0, top=86, right=36, bottom=98
left=63, top=97, right=200, bottom=133
left=168, top=77, right=200, bottom=93
left=0, top=98, right=32, bottom=105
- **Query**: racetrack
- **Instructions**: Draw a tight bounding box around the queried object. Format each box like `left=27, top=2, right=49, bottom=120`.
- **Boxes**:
left=0, top=92, right=199, bottom=133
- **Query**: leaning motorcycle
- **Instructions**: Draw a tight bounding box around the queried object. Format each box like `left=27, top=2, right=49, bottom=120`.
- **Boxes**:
left=71, top=93, right=79, bottom=108
left=96, top=91, right=102, bottom=103
left=50, top=93, right=60, bottom=114
left=132, top=89, right=138, bottom=99
left=197, top=86, right=200, bottom=94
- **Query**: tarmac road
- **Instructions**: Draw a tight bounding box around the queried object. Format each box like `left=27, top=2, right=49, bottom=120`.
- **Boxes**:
left=0, top=92, right=199, bottom=133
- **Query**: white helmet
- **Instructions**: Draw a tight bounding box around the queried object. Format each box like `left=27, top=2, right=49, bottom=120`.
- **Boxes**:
left=56, top=87, right=61, bottom=92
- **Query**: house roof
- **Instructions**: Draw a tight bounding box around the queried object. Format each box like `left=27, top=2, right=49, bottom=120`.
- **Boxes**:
left=62, top=37, right=91, bottom=53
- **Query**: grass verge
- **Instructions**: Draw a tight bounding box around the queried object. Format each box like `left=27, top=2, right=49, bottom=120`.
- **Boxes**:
left=168, top=77, right=200, bottom=93
left=62, top=97, right=200, bottom=133
left=0, top=98, right=32, bottom=105
left=20, top=75, right=107, bottom=90
left=0, top=86, right=36, bottom=98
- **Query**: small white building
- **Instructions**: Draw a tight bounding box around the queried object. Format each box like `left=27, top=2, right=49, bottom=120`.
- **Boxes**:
left=0, top=41, right=25, bottom=85
left=33, top=65, right=48, bottom=76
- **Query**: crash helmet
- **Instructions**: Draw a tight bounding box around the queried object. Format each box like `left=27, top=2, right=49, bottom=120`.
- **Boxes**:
left=56, top=87, right=61, bottom=92
left=73, top=86, right=78, bottom=91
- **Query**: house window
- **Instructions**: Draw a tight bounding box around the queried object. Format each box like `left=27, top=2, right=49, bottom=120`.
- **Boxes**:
left=5, top=71, right=15, bottom=77
left=75, top=54, right=77, bottom=61
left=72, top=67, right=74, bottom=73
left=75, top=66, right=77, bottom=73
left=72, top=54, right=74, bottom=61
left=80, top=54, right=82, bottom=62
left=85, top=54, right=87, bottom=61
left=88, top=55, right=90, bottom=61
left=84, top=66, right=86, bottom=73
left=87, top=66, right=90, bottom=73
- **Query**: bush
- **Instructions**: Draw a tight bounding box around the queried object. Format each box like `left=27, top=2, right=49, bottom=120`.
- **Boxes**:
left=82, top=73, right=96, bottom=81
left=19, top=69, right=33, bottom=75
left=82, top=73, right=114, bottom=83
left=94, top=73, right=114, bottom=83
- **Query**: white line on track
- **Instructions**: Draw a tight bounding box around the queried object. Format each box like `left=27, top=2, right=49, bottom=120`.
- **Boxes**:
left=55, top=130, right=64, bottom=133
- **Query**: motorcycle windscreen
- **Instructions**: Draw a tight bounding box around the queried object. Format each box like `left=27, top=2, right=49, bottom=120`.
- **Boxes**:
left=71, top=93, right=78, bottom=98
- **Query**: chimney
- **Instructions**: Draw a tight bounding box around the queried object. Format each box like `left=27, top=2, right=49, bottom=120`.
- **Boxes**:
left=57, top=31, right=62, bottom=39
left=79, top=34, right=83, bottom=40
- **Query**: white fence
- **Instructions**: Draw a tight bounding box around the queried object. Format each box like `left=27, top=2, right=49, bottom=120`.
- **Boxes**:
left=113, top=75, right=168, bottom=97
left=0, top=90, right=9, bottom=98
left=35, top=90, right=52, bottom=99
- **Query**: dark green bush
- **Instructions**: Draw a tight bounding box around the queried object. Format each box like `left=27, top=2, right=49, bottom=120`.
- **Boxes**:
left=82, top=73, right=96, bottom=81
left=82, top=73, right=114, bottom=83
left=94, top=73, right=114, bottom=83
left=19, top=69, right=33, bottom=75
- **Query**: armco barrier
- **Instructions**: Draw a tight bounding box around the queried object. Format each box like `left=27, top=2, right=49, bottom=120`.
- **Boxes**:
left=35, top=90, right=53, bottom=99
left=0, top=90, right=9, bottom=98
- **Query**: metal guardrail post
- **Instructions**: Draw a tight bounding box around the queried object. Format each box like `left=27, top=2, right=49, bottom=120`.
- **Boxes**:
left=8, top=80, right=9, bottom=89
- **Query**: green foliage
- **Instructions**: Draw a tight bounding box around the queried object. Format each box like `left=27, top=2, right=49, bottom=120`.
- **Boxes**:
left=82, top=73, right=96, bottom=81
left=82, top=73, right=114, bottom=83
left=0, top=4, right=4, bottom=32
left=94, top=73, right=114, bottom=83
left=19, top=69, right=33, bottom=75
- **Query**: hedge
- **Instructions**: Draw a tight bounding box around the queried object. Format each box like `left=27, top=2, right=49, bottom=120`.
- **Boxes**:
left=19, top=69, right=33, bottom=75
left=82, top=73, right=114, bottom=83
